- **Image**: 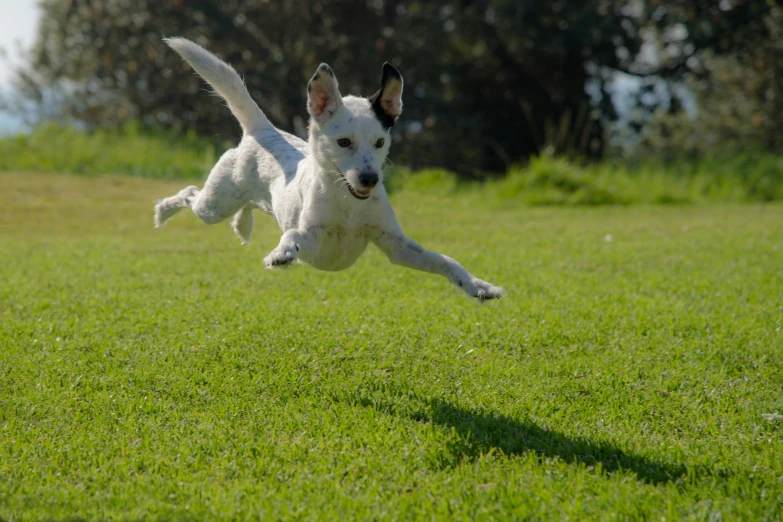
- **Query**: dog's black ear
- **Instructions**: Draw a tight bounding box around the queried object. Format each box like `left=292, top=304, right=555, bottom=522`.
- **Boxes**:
left=307, top=63, right=343, bottom=124
left=368, top=62, right=403, bottom=130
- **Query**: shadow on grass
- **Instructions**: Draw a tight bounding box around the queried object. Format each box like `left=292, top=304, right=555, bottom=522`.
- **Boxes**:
left=340, top=383, right=692, bottom=485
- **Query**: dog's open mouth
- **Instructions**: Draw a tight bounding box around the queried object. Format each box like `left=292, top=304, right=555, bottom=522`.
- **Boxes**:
left=346, top=183, right=371, bottom=200
left=340, top=174, right=371, bottom=200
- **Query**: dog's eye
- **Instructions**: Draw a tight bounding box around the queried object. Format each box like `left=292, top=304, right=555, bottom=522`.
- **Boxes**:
left=375, top=138, right=385, bottom=148
left=337, top=138, right=352, bottom=148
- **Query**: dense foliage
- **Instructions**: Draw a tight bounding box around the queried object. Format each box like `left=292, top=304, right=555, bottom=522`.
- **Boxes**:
left=5, top=0, right=781, bottom=176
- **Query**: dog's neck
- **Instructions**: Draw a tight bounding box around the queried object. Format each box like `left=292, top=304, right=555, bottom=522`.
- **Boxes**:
left=306, top=123, right=340, bottom=180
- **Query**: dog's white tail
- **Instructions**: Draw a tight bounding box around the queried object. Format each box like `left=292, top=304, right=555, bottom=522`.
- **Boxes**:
left=164, top=37, right=271, bottom=134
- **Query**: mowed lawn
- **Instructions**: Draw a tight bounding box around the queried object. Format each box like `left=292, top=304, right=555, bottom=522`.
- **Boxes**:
left=1, top=172, right=782, bottom=521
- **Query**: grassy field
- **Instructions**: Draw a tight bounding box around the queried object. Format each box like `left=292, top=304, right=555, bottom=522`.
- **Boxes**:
left=1, top=172, right=782, bottom=520
left=2, top=124, right=782, bottom=205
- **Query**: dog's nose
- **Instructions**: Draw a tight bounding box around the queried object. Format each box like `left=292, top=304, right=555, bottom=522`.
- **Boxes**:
left=358, top=172, right=379, bottom=188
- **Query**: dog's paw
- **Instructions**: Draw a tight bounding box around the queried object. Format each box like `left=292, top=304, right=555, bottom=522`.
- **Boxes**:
left=264, top=248, right=296, bottom=269
left=463, top=278, right=504, bottom=301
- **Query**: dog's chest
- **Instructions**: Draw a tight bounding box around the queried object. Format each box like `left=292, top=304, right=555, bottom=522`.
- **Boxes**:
left=303, top=224, right=371, bottom=272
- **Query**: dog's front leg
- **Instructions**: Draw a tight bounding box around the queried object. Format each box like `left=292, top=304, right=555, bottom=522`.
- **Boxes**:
left=263, top=228, right=320, bottom=269
left=373, top=231, right=503, bottom=301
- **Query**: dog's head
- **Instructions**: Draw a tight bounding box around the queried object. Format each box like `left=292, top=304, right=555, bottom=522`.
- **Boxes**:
left=306, top=62, right=403, bottom=200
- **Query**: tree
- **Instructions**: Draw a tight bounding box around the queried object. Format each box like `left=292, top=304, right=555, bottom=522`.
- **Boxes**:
left=7, top=0, right=779, bottom=176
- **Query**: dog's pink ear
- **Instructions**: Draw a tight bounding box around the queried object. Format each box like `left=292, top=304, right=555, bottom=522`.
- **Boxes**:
left=369, top=62, right=403, bottom=130
left=307, top=63, right=343, bottom=123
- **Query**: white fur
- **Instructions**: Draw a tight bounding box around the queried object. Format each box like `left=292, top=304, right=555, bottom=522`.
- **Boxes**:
left=155, top=37, right=503, bottom=300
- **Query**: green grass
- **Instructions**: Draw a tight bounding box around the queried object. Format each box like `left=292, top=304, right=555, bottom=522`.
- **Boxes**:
left=0, top=123, right=226, bottom=180
left=1, top=172, right=782, bottom=520
left=388, top=154, right=783, bottom=205
left=2, top=124, right=782, bottom=204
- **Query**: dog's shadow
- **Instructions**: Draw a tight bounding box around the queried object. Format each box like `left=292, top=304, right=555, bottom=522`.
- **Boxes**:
left=341, top=383, right=695, bottom=485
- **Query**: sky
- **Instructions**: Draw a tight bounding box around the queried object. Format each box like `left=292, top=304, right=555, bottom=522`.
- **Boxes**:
left=0, top=0, right=39, bottom=86
left=0, top=0, right=39, bottom=133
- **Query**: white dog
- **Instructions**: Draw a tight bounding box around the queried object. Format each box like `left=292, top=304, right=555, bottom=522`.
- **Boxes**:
left=154, top=38, right=503, bottom=300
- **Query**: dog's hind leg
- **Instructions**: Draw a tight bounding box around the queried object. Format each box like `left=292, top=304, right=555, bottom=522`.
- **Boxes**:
left=154, top=148, right=250, bottom=228
left=231, top=205, right=254, bottom=243
left=154, top=185, right=200, bottom=227
left=154, top=182, right=246, bottom=228
left=186, top=148, right=249, bottom=225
